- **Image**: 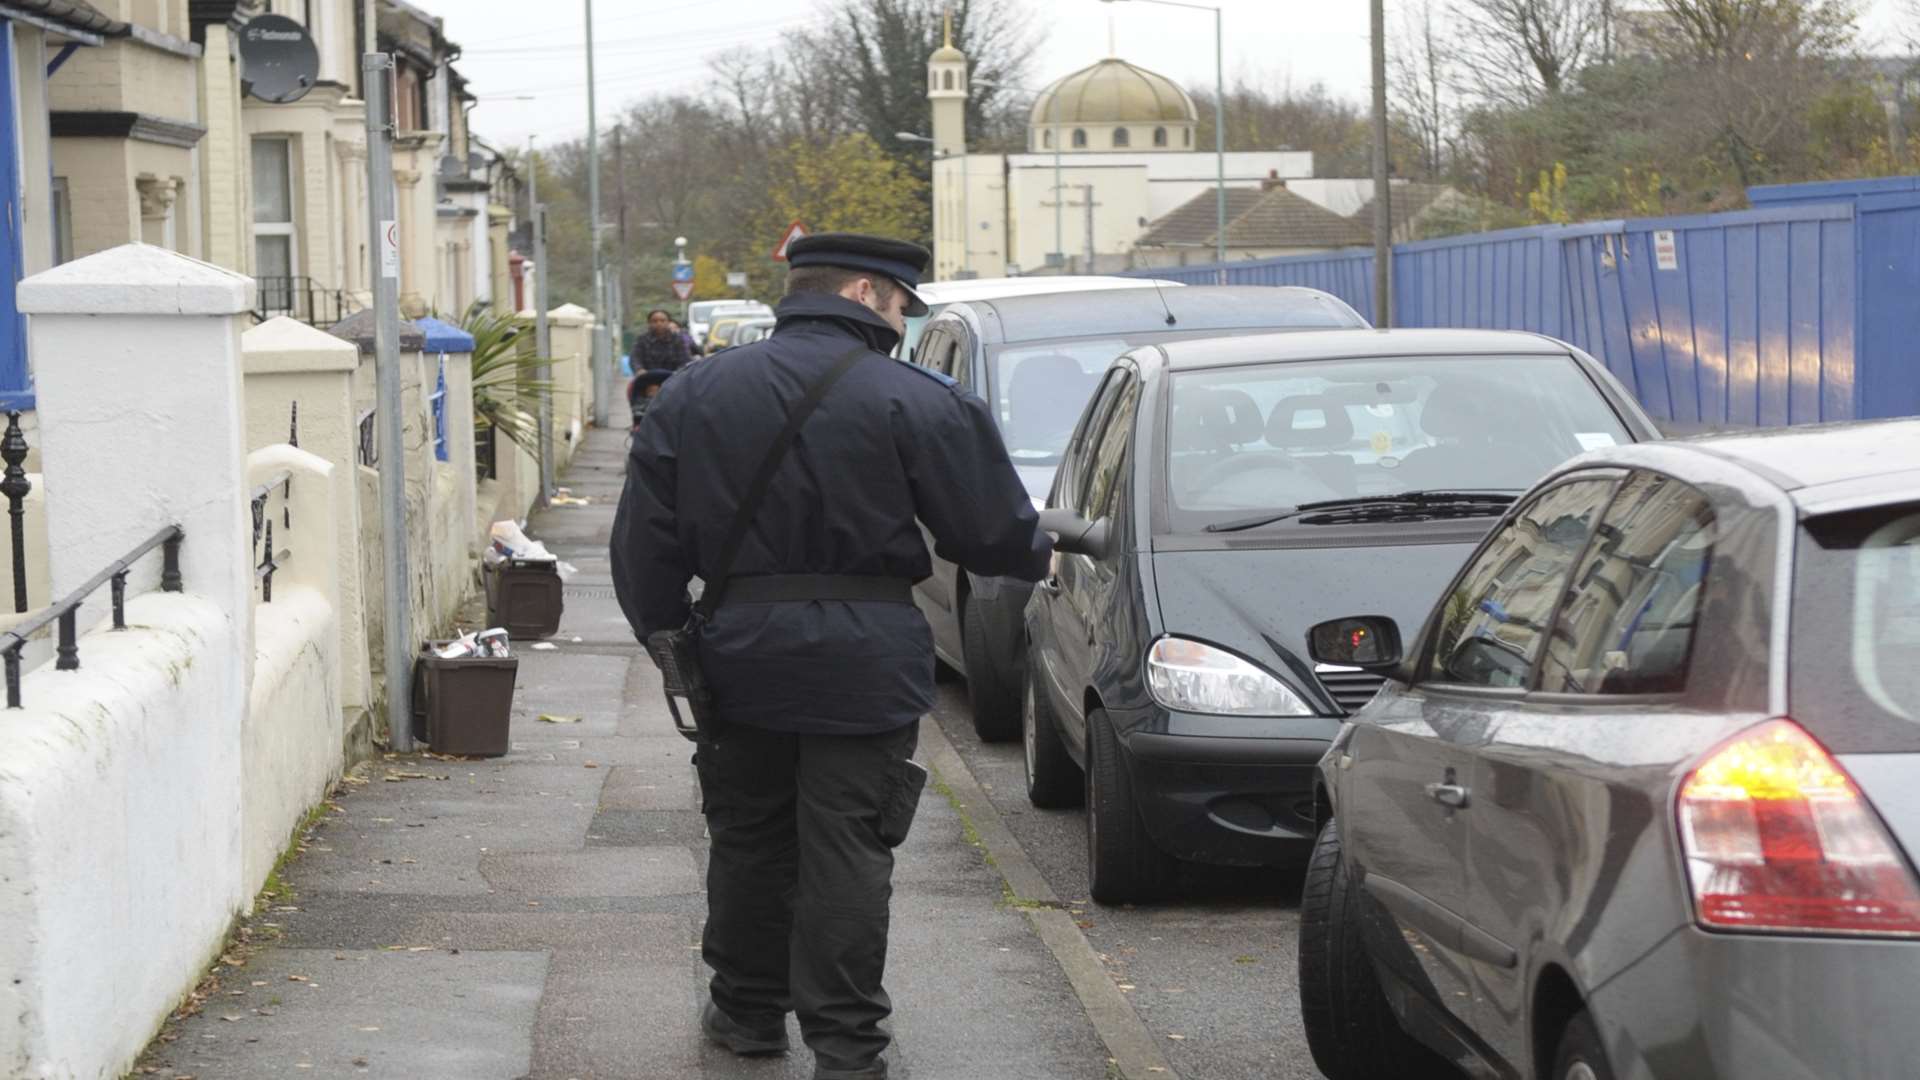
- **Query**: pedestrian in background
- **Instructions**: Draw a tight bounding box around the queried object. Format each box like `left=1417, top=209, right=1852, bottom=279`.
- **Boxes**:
left=610, top=233, right=1050, bottom=1080
left=630, top=307, right=693, bottom=373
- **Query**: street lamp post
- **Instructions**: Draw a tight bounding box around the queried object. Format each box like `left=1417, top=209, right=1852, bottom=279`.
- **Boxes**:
left=1099, top=0, right=1224, bottom=273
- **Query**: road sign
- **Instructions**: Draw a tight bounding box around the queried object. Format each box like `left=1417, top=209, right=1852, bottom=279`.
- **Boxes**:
left=671, top=261, right=693, bottom=283
left=671, top=280, right=694, bottom=301
left=771, top=220, right=809, bottom=261
left=726, top=272, right=748, bottom=289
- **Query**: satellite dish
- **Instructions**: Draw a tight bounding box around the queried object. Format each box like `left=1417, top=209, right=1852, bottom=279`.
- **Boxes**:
left=238, top=15, right=319, bottom=105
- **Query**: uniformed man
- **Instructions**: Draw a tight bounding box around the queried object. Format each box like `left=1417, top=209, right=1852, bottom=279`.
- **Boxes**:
left=610, top=233, right=1050, bottom=1080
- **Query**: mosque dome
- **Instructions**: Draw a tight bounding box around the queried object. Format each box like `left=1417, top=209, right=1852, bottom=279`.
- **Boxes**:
left=1029, top=58, right=1197, bottom=126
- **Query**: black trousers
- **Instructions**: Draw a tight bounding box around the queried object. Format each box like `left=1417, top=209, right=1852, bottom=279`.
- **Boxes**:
left=695, top=719, right=922, bottom=1072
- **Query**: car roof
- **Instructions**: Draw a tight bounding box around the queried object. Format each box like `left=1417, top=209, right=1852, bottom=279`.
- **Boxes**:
left=1149, top=326, right=1573, bottom=370
left=1675, top=419, right=1920, bottom=508
left=952, top=285, right=1367, bottom=344
left=915, top=275, right=1182, bottom=305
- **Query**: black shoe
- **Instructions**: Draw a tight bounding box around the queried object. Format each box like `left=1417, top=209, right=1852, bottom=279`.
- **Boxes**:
left=812, top=1064, right=887, bottom=1080
left=701, top=1001, right=790, bottom=1056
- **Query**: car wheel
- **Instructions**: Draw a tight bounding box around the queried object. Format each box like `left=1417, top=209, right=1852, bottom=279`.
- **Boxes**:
left=962, top=591, right=1021, bottom=742
left=1299, top=818, right=1456, bottom=1080
left=1085, top=708, right=1177, bottom=904
left=1552, top=1011, right=1614, bottom=1080
left=1023, top=667, right=1082, bottom=809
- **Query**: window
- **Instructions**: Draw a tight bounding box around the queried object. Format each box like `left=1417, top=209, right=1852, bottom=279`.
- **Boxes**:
left=914, top=326, right=955, bottom=376
left=1043, top=129, right=1053, bottom=149
left=1538, top=473, right=1713, bottom=695
left=943, top=70, right=954, bottom=91
left=1153, top=127, right=1168, bottom=147
left=1426, top=477, right=1620, bottom=688
left=1072, top=128, right=1087, bottom=148
left=1113, top=127, right=1131, bottom=148
left=1794, top=502, right=1920, bottom=733
left=51, top=178, right=72, bottom=265
left=1083, top=375, right=1140, bottom=520
left=989, top=337, right=1127, bottom=466
left=252, top=137, right=298, bottom=298
left=1059, top=369, right=1128, bottom=513
left=1183, top=128, right=1191, bottom=147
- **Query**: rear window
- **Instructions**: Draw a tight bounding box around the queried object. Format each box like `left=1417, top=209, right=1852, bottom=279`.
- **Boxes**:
left=1793, top=503, right=1920, bottom=750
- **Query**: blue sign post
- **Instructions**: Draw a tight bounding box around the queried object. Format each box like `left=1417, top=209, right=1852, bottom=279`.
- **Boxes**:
left=671, top=259, right=693, bottom=301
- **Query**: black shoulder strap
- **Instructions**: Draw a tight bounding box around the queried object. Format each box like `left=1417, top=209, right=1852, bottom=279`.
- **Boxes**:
left=696, top=344, right=870, bottom=620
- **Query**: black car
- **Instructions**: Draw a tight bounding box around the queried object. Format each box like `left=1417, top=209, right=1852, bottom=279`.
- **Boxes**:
left=1298, top=418, right=1920, bottom=1080
left=1027, top=328, right=1661, bottom=903
left=909, top=286, right=1369, bottom=742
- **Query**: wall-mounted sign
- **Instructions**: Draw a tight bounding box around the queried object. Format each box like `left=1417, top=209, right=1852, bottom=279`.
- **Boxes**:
left=1653, top=230, right=1678, bottom=272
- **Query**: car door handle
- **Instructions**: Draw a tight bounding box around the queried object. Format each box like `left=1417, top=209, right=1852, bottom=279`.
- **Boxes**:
left=1425, top=782, right=1471, bottom=809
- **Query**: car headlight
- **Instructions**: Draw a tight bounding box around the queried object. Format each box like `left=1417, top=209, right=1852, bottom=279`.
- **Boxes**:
left=1146, top=638, right=1312, bottom=716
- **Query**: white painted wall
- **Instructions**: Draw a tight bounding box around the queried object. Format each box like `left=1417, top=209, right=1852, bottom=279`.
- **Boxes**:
left=4, top=245, right=256, bottom=1079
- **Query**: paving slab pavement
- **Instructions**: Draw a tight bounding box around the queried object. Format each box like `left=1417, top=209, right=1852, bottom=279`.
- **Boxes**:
left=140, top=429, right=1116, bottom=1080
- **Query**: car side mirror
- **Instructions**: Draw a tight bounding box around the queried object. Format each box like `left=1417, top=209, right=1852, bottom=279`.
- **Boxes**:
left=1037, top=508, right=1113, bottom=560
left=1308, top=616, right=1404, bottom=672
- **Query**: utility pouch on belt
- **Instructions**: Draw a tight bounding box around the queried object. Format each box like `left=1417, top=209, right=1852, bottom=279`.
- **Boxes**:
left=651, top=345, right=870, bottom=743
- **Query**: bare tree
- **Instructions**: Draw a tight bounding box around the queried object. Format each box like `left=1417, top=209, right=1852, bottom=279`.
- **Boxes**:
left=1451, top=0, right=1604, bottom=104
left=1392, top=0, right=1457, bottom=178
left=1654, top=0, right=1858, bottom=60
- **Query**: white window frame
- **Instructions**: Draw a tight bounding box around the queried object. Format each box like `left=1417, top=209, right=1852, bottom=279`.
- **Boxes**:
left=251, top=135, right=299, bottom=282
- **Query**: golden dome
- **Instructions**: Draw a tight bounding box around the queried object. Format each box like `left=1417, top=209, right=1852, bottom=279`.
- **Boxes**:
left=930, top=43, right=965, bottom=62
left=1030, top=58, right=1196, bottom=126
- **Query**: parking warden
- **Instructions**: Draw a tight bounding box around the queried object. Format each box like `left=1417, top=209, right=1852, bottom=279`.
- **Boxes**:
left=610, top=233, right=1050, bottom=1080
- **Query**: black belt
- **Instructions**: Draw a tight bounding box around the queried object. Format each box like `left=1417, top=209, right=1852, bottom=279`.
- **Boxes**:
left=716, top=574, right=915, bottom=606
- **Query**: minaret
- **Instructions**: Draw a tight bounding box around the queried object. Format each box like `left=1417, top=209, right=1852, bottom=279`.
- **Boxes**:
left=928, top=8, right=967, bottom=159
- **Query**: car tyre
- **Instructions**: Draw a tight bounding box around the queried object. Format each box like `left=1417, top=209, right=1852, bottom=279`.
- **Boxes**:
left=1086, top=708, right=1177, bottom=904
left=962, top=591, right=1021, bottom=742
left=1551, top=1010, right=1614, bottom=1080
left=1299, top=818, right=1455, bottom=1080
left=1023, top=667, right=1082, bottom=809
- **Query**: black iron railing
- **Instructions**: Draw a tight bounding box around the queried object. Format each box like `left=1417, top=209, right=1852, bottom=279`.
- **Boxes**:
left=1, top=412, right=29, bottom=614
left=2, top=526, right=182, bottom=708
left=250, top=470, right=291, bottom=604
left=475, top=420, right=497, bottom=482
left=254, top=277, right=362, bottom=327
left=357, top=407, right=377, bottom=468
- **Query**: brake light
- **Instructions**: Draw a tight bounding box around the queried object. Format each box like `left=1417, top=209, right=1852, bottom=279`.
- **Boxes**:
left=1678, top=719, right=1920, bottom=936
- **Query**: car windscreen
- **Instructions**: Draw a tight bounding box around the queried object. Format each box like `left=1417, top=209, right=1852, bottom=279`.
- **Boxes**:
left=1792, top=502, right=1920, bottom=748
left=1161, top=354, right=1633, bottom=532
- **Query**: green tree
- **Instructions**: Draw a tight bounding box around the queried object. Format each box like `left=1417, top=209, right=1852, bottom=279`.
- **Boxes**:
left=691, top=254, right=733, bottom=300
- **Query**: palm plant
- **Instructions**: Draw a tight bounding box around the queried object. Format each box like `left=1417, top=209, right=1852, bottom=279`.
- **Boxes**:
left=459, top=301, right=551, bottom=452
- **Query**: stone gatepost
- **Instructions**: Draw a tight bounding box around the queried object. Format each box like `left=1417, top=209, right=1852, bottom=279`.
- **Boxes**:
left=241, top=316, right=373, bottom=723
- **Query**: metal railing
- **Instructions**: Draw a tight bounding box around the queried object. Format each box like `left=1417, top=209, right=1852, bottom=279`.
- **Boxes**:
left=357, top=407, right=378, bottom=468
left=253, top=276, right=362, bottom=327
left=1, top=412, right=30, bottom=614
left=2, top=526, right=182, bottom=708
left=250, top=470, right=291, bottom=604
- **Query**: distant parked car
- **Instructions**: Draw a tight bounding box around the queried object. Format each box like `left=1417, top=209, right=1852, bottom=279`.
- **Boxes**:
left=1026, top=329, right=1660, bottom=904
left=716, top=317, right=776, bottom=350
left=688, top=300, right=770, bottom=348
left=911, top=286, right=1369, bottom=742
left=1298, top=418, right=1920, bottom=1080
left=899, top=275, right=1183, bottom=361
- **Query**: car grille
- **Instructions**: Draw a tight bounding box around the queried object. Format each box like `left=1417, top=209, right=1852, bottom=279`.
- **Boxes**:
left=1316, top=664, right=1386, bottom=715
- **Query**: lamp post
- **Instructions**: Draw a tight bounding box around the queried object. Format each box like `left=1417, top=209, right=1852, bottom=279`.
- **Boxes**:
left=1098, top=0, right=1225, bottom=273
left=898, top=132, right=971, bottom=280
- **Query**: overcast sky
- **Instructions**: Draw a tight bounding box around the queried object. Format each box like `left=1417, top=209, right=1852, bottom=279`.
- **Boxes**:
left=451, top=0, right=1912, bottom=150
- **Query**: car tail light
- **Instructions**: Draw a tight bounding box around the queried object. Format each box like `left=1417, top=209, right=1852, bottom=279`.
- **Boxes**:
left=1678, top=719, right=1920, bottom=936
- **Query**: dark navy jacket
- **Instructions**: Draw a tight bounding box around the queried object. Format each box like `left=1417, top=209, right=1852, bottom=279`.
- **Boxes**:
left=611, top=292, right=1051, bottom=734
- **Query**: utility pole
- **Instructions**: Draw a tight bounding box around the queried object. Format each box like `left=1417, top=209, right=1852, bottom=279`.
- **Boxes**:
left=529, top=136, right=553, bottom=508
left=585, top=0, right=612, bottom=428
left=1082, top=184, right=1095, bottom=272
left=1369, top=0, right=1393, bottom=328
left=614, top=122, right=629, bottom=342
left=362, top=40, right=414, bottom=752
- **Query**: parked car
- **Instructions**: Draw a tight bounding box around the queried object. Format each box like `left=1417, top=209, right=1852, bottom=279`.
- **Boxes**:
left=912, top=286, right=1370, bottom=741
left=899, top=274, right=1184, bottom=361
left=1027, top=328, right=1661, bottom=903
left=703, top=313, right=768, bottom=354
left=717, top=317, right=776, bottom=350
left=1296, top=418, right=1920, bottom=1080
left=687, top=299, right=770, bottom=346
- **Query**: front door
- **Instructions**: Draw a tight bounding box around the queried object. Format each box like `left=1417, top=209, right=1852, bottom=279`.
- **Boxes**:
left=1343, top=474, right=1621, bottom=1055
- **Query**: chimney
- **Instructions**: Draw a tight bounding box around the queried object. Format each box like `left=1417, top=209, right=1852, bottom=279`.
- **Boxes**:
left=1261, top=168, right=1286, bottom=192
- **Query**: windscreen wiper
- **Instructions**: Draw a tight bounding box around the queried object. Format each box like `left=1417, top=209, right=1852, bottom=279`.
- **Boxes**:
left=1204, top=491, right=1520, bottom=534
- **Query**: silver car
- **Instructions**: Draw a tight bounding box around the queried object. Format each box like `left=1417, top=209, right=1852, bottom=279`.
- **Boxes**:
left=1301, top=419, right=1920, bottom=1080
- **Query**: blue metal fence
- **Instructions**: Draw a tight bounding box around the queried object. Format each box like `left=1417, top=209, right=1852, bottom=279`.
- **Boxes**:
left=1130, top=177, right=1920, bottom=427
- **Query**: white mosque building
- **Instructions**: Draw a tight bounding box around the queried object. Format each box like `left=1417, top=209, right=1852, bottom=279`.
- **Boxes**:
left=926, top=28, right=1315, bottom=279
